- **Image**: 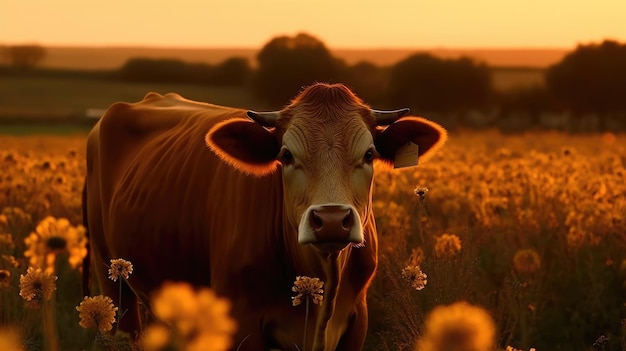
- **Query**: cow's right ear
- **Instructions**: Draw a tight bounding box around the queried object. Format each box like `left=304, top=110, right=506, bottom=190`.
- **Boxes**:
left=206, top=119, right=281, bottom=176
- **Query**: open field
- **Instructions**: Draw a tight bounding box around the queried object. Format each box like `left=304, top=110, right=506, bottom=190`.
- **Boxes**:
left=0, top=68, right=544, bottom=123
left=29, top=46, right=568, bottom=70
left=1, top=130, right=625, bottom=350
left=0, top=76, right=262, bottom=121
left=490, top=67, right=545, bottom=91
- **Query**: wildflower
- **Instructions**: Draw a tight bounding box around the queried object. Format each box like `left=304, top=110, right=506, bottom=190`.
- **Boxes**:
left=416, top=301, right=496, bottom=351
left=593, top=335, right=609, bottom=350
left=434, top=233, right=462, bottom=259
left=140, top=324, right=171, bottom=351
left=76, top=295, right=118, bottom=332
left=513, top=249, right=541, bottom=275
left=0, top=233, right=14, bottom=250
left=1, top=207, right=32, bottom=232
left=151, top=281, right=236, bottom=350
left=19, top=267, right=57, bottom=307
left=401, top=265, right=427, bottom=290
left=108, top=258, right=133, bottom=282
left=506, top=347, right=536, bottom=351
left=2, top=254, right=19, bottom=268
left=414, top=186, right=429, bottom=200
left=0, top=327, right=25, bottom=351
left=0, top=269, right=10, bottom=288
left=23, top=216, right=88, bottom=274
left=407, top=247, right=425, bottom=267
left=292, top=276, right=324, bottom=306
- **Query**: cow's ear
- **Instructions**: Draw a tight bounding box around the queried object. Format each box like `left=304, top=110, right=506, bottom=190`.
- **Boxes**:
left=206, top=119, right=281, bottom=176
left=375, top=117, right=447, bottom=167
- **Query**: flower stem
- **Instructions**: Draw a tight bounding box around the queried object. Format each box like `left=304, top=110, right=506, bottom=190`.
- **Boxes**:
left=303, top=296, right=310, bottom=351
left=116, top=279, right=122, bottom=332
left=42, top=294, right=59, bottom=351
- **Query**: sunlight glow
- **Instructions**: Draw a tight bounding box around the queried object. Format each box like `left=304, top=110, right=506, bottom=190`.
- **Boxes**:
left=1, top=0, right=625, bottom=48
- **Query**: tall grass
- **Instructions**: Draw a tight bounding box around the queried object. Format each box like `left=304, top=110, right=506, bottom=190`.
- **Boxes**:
left=0, top=131, right=625, bottom=350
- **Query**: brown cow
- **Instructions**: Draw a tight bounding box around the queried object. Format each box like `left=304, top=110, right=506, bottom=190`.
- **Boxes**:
left=83, top=83, right=446, bottom=351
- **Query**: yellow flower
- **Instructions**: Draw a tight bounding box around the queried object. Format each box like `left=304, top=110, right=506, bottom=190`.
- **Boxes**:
left=1, top=207, right=31, bottom=231
left=140, top=324, right=171, bottom=351
left=513, top=249, right=541, bottom=275
left=19, top=266, right=57, bottom=307
left=0, top=233, right=15, bottom=250
left=416, top=301, right=496, bottom=351
left=407, top=247, right=425, bottom=267
left=0, top=327, right=25, bottom=351
left=292, top=276, right=324, bottom=306
left=2, top=254, right=19, bottom=268
left=151, top=282, right=236, bottom=351
left=76, top=295, right=118, bottom=332
left=434, top=233, right=462, bottom=259
left=108, top=258, right=133, bottom=282
left=0, top=269, right=10, bottom=288
left=23, top=216, right=88, bottom=274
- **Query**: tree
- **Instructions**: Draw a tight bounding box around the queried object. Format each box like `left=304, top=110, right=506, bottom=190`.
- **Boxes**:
left=546, top=40, right=626, bottom=115
left=3, top=45, right=46, bottom=69
left=250, top=33, right=347, bottom=107
left=343, top=61, right=389, bottom=107
left=209, top=57, right=252, bottom=86
left=388, top=53, right=492, bottom=112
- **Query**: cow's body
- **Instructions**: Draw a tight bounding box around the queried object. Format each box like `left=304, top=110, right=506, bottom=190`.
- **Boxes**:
left=84, top=84, right=446, bottom=350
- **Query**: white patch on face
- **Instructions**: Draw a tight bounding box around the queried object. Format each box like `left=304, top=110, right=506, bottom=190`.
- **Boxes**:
left=297, top=203, right=364, bottom=245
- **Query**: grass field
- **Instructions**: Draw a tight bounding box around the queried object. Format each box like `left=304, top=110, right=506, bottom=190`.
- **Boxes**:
left=0, top=68, right=544, bottom=126
left=0, top=76, right=262, bottom=121
left=1, top=130, right=625, bottom=350
left=490, top=67, right=545, bottom=92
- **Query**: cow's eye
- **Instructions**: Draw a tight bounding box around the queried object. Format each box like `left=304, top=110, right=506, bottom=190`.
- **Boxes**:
left=280, top=149, right=294, bottom=165
left=364, top=149, right=376, bottom=163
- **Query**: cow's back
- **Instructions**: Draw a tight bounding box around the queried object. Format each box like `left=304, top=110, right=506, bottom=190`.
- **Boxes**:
left=86, top=93, right=286, bottom=302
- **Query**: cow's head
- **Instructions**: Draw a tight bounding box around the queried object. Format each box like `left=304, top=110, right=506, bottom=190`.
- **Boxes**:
left=207, top=83, right=446, bottom=252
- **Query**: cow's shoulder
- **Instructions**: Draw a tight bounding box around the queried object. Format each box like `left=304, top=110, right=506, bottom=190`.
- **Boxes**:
left=99, top=92, right=239, bottom=138
left=91, top=93, right=246, bottom=185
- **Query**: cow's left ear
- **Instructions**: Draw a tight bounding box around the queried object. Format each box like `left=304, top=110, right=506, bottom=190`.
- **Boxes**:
left=206, top=119, right=281, bottom=176
left=375, top=117, right=447, bottom=167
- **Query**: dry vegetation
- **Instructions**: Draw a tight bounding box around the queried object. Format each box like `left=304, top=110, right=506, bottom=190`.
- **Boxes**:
left=0, top=131, right=625, bottom=350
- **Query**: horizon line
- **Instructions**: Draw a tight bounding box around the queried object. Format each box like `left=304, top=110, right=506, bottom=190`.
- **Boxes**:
left=0, top=42, right=576, bottom=51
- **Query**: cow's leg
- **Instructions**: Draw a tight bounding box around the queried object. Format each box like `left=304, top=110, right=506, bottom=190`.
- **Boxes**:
left=335, top=300, right=368, bottom=350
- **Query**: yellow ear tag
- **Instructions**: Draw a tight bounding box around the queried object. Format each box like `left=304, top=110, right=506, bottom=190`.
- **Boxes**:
left=394, top=142, right=419, bottom=168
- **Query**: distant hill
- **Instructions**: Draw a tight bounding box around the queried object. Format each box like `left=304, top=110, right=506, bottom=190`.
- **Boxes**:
left=34, top=46, right=569, bottom=70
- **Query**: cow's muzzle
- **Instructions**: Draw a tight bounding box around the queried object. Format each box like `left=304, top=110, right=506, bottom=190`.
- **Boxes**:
left=298, top=204, right=364, bottom=251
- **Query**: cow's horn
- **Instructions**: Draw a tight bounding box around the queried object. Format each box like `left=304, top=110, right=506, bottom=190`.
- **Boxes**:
left=372, top=108, right=411, bottom=125
left=247, top=110, right=280, bottom=127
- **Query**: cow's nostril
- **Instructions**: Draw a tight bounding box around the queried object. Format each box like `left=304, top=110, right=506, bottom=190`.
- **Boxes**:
left=342, top=210, right=354, bottom=230
left=310, top=210, right=323, bottom=230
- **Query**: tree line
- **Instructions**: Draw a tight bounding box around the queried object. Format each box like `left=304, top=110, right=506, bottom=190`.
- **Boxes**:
left=3, top=36, right=626, bottom=130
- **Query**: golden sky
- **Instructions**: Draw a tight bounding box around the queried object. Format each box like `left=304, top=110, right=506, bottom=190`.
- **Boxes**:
left=1, top=0, right=625, bottom=49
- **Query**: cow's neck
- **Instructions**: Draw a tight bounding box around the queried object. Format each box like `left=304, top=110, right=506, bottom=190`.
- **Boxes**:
left=283, top=221, right=350, bottom=350
left=312, top=252, right=344, bottom=351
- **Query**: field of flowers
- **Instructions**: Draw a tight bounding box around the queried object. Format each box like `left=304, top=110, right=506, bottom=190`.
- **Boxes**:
left=0, top=131, right=625, bottom=350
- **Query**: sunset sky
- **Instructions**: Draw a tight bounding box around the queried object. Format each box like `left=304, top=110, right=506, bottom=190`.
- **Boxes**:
left=1, top=0, right=625, bottom=49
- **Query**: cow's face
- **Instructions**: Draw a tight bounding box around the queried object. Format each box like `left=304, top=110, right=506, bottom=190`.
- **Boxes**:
left=207, top=83, right=446, bottom=252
